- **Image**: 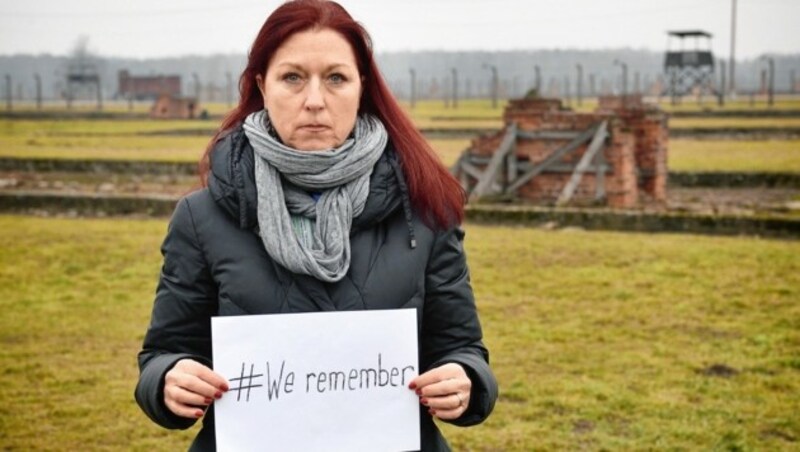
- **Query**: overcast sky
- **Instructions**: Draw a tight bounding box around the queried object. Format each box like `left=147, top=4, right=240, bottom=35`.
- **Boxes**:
left=1, top=0, right=798, bottom=59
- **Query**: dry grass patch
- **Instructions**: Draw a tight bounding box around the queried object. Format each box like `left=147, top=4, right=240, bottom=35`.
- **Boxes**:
left=670, top=139, right=800, bottom=172
left=0, top=216, right=798, bottom=450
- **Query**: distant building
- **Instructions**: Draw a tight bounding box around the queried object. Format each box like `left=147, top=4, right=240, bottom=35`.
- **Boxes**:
left=118, top=70, right=181, bottom=100
left=150, top=94, right=198, bottom=119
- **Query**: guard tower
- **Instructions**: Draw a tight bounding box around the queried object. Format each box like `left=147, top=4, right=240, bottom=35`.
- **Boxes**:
left=66, top=59, right=102, bottom=110
left=663, top=30, right=719, bottom=104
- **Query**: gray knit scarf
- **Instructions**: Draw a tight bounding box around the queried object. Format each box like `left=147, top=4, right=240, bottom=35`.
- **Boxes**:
left=243, top=109, right=388, bottom=282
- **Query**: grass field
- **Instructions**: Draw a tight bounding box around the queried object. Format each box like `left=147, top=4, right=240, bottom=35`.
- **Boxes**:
left=0, top=119, right=212, bottom=161
left=670, top=117, right=800, bottom=129
left=2, top=108, right=800, bottom=173
left=670, top=139, right=800, bottom=173
left=0, top=215, right=797, bottom=450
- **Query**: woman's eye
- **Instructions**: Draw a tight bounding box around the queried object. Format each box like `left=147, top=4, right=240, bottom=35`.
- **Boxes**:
left=328, top=73, right=345, bottom=84
left=283, top=73, right=302, bottom=83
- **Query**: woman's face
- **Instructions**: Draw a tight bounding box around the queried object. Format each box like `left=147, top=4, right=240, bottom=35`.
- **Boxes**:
left=256, top=28, right=362, bottom=151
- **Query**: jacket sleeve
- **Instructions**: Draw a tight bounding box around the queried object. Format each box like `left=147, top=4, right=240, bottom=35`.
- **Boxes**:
left=135, top=197, right=218, bottom=430
left=422, top=226, right=498, bottom=427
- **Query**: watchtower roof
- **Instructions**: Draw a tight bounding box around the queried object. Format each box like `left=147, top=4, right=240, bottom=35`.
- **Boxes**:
left=667, top=30, right=713, bottom=38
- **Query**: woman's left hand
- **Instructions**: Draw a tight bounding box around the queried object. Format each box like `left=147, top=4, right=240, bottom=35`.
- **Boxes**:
left=409, top=363, right=471, bottom=420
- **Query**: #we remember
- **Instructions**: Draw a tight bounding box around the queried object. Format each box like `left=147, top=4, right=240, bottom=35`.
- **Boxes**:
left=227, top=354, right=416, bottom=402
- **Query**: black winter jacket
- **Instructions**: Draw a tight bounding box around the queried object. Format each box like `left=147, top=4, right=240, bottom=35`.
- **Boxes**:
left=135, top=127, right=498, bottom=451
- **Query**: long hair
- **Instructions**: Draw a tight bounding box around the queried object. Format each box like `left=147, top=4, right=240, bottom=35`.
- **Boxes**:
left=198, top=0, right=465, bottom=228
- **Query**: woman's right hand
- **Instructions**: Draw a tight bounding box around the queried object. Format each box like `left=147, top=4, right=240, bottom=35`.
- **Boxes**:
left=164, top=359, right=229, bottom=419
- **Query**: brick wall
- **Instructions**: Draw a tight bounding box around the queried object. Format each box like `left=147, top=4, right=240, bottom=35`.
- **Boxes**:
left=118, top=70, right=182, bottom=100
left=461, top=96, right=668, bottom=208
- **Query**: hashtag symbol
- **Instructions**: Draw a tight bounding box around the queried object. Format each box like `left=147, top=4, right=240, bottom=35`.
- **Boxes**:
left=228, top=362, right=263, bottom=402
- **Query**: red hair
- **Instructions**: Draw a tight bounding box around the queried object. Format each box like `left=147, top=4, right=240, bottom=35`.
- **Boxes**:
left=198, top=0, right=464, bottom=229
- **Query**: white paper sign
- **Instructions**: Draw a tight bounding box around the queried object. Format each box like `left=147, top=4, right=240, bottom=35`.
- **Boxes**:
left=211, top=309, right=420, bottom=452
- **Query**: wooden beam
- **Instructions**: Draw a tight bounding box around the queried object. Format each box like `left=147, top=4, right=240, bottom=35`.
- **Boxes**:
left=471, top=123, right=517, bottom=199
left=556, top=121, right=608, bottom=206
left=517, top=130, right=582, bottom=140
left=468, top=155, right=611, bottom=174
left=594, top=147, right=607, bottom=200
left=505, top=152, right=517, bottom=190
left=449, top=152, right=466, bottom=175
left=460, top=160, right=484, bottom=179
left=459, top=169, right=470, bottom=193
left=506, top=123, right=598, bottom=193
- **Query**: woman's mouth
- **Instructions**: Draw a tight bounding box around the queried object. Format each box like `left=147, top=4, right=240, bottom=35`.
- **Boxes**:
left=299, top=124, right=330, bottom=133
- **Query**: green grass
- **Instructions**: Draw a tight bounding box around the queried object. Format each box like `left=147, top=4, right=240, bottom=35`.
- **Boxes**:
left=670, top=117, right=800, bottom=129
left=429, top=138, right=471, bottom=167
left=0, top=216, right=798, bottom=450
left=657, top=97, right=800, bottom=113
left=570, top=97, right=800, bottom=114
left=0, top=119, right=213, bottom=161
left=9, top=101, right=237, bottom=116
left=670, top=139, right=800, bottom=173
left=2, top=108, right=800, bottom=174
left=0, top=118, right=475, bottom=164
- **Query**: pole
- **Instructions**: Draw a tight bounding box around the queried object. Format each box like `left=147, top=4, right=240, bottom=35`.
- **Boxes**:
left=451, top=68, right=458, bottom=109
left=443, top=75, right=449, bottom=108
left=729, top=0, right=737, bottom=95
left=192, top=73, right=200, bottom=101
left=483, top=64, right=498, bottom=108
left=409, top=68, right=416, bottom=109
left=534, top=65, right=541, bottom=94
left=226, top=72, right=233, bottom=108
left=34, top=73, right=42, bottom=110
left=576, top=64, right=583, bottom=106
left=622, top=64, right=628, bottom=96
left=96, top=75, right=102, bottom=111
left=614, top=60, right=628, bottom=96
left=766, top=57, right=774, bottom=107
left=491, top=66, right=498, bottom=108
left=4, top=75, right=10, bottom=111
left=718, top=60, right=726, bottom=107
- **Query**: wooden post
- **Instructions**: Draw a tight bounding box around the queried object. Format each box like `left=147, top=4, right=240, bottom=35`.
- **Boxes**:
left=505, top=152, right=517, bottom=192
left=471, top=123, right=517, bottom=199
left=594, top=150, right=607, bottom=201
left=557, top=121, right=608, bottom=205
left=507, top=124, right=598, bottom=193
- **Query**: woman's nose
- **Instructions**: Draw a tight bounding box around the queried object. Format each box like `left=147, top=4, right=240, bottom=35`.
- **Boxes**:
left=304, top=79, right=324, bottom=110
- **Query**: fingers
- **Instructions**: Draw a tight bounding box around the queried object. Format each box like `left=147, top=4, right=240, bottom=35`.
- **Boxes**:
left=164, top=388, right=208, bottom=419
left=409, top=362, right=464, bottom=390
left=164, top=359, right=230, bottom=419
left=409, top=363, right=472, bottom=420
left=174, top=359, right=230, bottom=393
left=428, top=393, right=470, bottom=420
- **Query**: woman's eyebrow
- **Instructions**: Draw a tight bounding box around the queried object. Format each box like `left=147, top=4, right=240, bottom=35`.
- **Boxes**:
left=273, top=62, right=355, bottom=72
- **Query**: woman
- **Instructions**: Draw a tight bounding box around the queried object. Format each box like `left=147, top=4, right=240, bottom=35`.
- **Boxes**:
left=135, top=0, right=497, bottom=450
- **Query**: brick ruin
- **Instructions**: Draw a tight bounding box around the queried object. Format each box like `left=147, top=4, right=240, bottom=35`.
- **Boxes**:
left=118, top=70, right=181, bottom=100
left=455, top=95, right=668, bottom=208
left=149, top=94, right=199, bottom=120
